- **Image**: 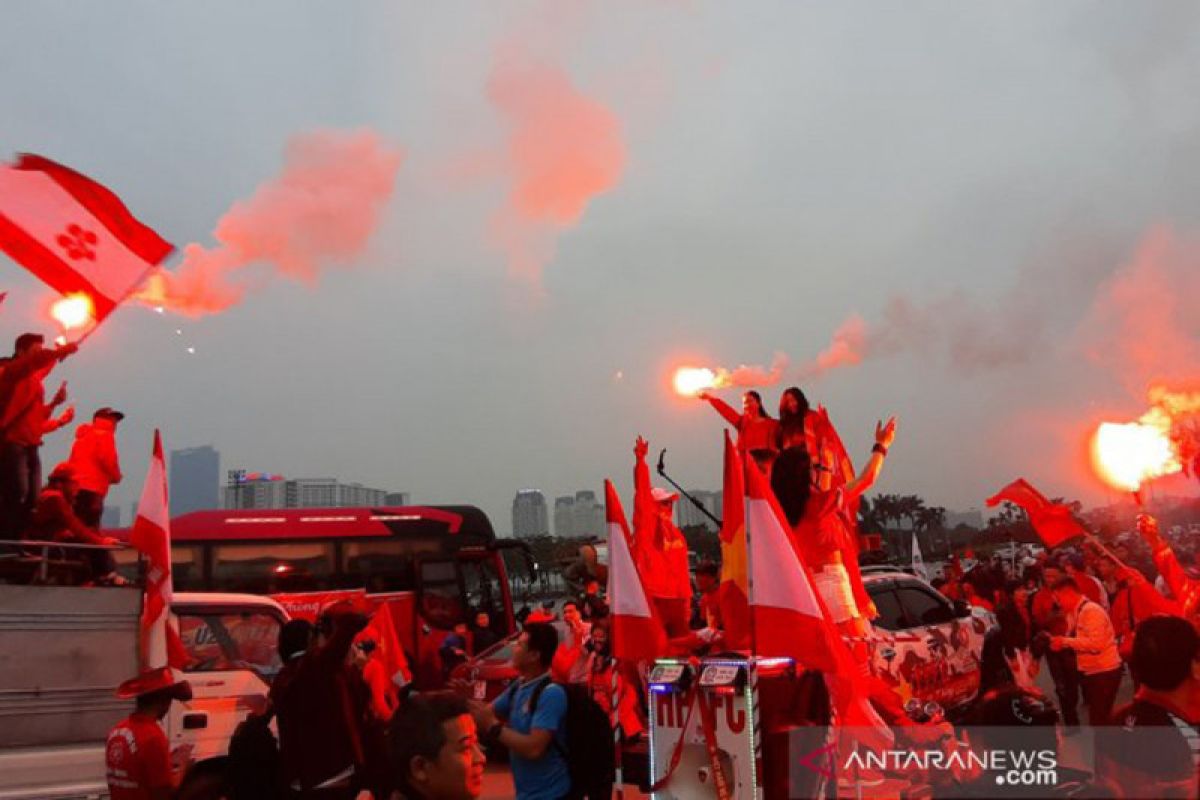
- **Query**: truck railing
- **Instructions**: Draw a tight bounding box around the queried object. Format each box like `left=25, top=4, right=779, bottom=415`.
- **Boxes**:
left=0, top=539, right=131, bottom=585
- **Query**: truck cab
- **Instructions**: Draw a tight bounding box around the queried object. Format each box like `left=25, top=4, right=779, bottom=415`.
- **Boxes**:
left=0, top=583, right=286, bottom=800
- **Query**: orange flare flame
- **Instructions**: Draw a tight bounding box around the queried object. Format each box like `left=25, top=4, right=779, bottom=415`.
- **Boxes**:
left=49, top=294, right=94, bottom=331
left=1091, top=408, right=1180, bottom=492
left=673, top=367, right=719, bottom=397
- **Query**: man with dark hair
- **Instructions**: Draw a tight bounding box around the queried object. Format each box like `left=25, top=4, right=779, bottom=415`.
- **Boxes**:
left=390, top=691, right=485, bottom=800
left=26, top=462, right=121, bottom=583
left=106, top=668, right=194, bottom=800
left=1098, top=615, right=1200, bottom=798
left=270, top=602, right=370, bottom=798
left=0, top=334, right=77, bottom=538
left=470, top=622, right=568, bottom=799
left=472, top=610, right=500, bottom=654
left=1031, top=560, right=1080, bottom=729
left=1049, top=574, right=1122, bottom=726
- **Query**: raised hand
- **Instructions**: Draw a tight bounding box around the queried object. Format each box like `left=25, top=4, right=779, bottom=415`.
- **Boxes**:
left=634, top=436, right=649, bottom=459
left=875, top=416, right=897, bottom=448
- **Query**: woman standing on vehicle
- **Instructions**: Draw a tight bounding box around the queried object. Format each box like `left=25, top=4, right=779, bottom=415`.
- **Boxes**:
left=697, top=389, right=779, bottom=472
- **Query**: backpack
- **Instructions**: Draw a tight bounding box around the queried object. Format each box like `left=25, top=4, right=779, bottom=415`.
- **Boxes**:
left=529, top=678, right=615, bottom=797
left=227, top=712, right=282, bottom=800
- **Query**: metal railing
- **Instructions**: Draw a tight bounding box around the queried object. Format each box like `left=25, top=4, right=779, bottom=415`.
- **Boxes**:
left=0, top=539, right=130, bottom=584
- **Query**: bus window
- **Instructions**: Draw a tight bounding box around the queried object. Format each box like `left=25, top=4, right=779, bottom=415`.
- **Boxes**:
left=115, top=544, right=203, bottom=588
left=212, top=542, right=335, bottom=593
left=341, top=540, right=424, bottom=592
left=417, top=559, right=465, bottom=631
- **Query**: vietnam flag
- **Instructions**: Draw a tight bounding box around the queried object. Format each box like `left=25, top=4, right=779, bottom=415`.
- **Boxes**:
left=130, top=430, right=188, bottom=670
left=986, top=478, right=1085, bottom=548
left=0, top=154, right=173, bottom=321
left=717, top=432, right=750, bottom=649
left=604, top=479, right=666, bottom=661
left=358, top=602, right=412, bottom=686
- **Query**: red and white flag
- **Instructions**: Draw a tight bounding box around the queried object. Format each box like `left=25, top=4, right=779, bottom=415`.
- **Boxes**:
left=717, top=431, right=751, bottom=649
left=744, top=455, right=842, bottom=671
left=604, top=479, right=666, bottom=661
left=744, top=455, right=893, bottom=747
left=0, top=154, right=173, bottom=321
left=130, top=430, right=187, bottom=669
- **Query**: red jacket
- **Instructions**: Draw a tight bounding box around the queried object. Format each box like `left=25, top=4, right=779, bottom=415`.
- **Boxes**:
left=69, top=421, right=123, bottom=495
left=0, top=349, right=63, bottom=446
left=705, top=396, right=780, bottom=457
left=633, top=451, right=692, bottom=601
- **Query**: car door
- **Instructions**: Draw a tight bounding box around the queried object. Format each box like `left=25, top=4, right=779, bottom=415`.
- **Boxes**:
left=170, top=606, right=283, bottom=762
left=863, top=580, right=923, bottom=696
left=892, top=580, right=981, bottom=709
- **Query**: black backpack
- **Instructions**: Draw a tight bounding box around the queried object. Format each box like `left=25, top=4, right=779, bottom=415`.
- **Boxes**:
left=529, top=678, right=615, bottom=798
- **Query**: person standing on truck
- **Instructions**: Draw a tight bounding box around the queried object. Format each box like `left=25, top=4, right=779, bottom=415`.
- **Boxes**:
left=632, top=436, right=692, bottom=638
left=697, top=389, right=779, bottom=471
left=0, top=334, right=77, bottom=539
left=270, top=602, right=372, bottom=798
left=68, top=406, right=124, bottom=528
left=105, top=667, right=194, bottom=800
left=26, top=462, right=123, bottom=583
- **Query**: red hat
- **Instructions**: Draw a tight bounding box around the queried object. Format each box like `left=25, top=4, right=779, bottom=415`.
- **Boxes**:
left=115, top=667, right=192, bottom=701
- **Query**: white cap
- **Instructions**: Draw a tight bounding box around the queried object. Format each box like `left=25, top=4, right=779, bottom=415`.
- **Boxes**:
left=651, top=487, right=679, bottom=503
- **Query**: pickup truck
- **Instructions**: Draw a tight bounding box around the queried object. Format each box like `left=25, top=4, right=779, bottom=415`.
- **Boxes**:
left=0, top=583, right=286, bottom=800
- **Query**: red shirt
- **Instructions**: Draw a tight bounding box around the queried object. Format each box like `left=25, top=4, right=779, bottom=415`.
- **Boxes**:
left=106, top=713, right=172, bottom=800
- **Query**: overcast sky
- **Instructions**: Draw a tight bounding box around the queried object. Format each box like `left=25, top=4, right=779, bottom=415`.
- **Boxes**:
left=3, top=1, right=1198, bottom=533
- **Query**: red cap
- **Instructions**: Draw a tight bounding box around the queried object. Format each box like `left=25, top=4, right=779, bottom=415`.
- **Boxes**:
left=115, top=667, right=192, bottom=701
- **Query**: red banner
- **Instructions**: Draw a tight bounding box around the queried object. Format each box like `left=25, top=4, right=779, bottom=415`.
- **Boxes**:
left=271, top=589, right=367, bottom=621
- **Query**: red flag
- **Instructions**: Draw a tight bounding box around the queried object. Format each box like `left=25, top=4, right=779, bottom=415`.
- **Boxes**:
left=717, top=432, right=750, bottom=649
left=986, top=478, right=1085, bottom=548
left=743, top=454, right=892, bottom=747
left=358, top=602, right=412, bottom=685
left=129, top=430, right=187, bottom=669
left=604, top=480, right=666, bottom=661
left=0, top=154, right=173, bottom=321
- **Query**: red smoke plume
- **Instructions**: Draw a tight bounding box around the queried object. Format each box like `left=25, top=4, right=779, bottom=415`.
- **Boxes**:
left=486, top=49, right=625, bottom=285
left=139, top=130, right=403, bottom=316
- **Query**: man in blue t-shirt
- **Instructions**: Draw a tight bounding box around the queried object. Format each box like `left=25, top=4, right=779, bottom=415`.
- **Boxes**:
left=470, top=622, right=569, bottom=800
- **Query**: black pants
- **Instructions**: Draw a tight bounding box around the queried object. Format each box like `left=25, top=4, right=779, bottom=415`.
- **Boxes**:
left=74, top=489, right=104, bottom=529
left=1046, top=650, right=1080, bottom=726
left=1081, top=667, right=1123, bottom=726
left=0, top=443, right=40, bottom=538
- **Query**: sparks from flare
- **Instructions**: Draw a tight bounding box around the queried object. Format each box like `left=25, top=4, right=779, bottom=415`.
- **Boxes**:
left=49, top=293, right=94, bottom=331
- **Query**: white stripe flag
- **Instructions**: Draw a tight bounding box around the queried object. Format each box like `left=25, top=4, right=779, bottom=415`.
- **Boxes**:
left=0, top=154, right=173, bottom=322
left=604, top=479, right=665, bottom=661
left=130, top=430, right=187, bottom=669
left=912, top=532, right=930, bottom=582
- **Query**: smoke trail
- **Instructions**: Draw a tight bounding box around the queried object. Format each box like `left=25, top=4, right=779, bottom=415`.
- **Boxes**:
left=486, top=48, right=626, bottom=285
left=139, top=129, right=404, bottom=316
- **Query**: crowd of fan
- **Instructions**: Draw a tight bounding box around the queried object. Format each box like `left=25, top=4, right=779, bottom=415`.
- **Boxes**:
left=0, top=332, right=129, bottom=584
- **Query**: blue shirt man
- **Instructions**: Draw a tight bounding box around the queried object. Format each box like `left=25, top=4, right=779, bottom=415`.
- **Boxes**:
left=471, top=623, right=569, bottom=800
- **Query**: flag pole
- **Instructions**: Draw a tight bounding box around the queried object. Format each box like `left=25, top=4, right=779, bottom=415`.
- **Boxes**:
left=69, top=262, right=163, bottom=346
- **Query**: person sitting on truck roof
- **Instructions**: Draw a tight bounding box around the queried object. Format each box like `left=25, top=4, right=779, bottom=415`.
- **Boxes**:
left=106, top=667, right=194, bottom=800
left=270, top=601, right=372, bottom=798
left=26, top=462, right=124, bottom=585
left=390, top=691, right=486, bottom=800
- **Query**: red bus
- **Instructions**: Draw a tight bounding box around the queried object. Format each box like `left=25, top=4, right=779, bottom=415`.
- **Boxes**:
left=118, top=505, right=533, bottom=688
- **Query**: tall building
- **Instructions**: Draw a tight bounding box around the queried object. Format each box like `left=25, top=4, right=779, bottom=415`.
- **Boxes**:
left=384, top=492, right=411, bottom=506
left=572, top=490, right=603, bottom=539
left=946, top=509, right=984, bottom=529
left=222, top=472, right=394, bottom=510
left=170, top=446, right=220, bottom=515
left=512, top=490, right=549, bottom=538
left=554, top=496, right=575, bottom=538
left=676, top=490, right=722, bottom=532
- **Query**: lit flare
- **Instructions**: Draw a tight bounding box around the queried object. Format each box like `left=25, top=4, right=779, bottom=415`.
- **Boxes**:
left=673, top=367, right=719, bottom=397
left=1091, top=408, right=1180, bottom=492
left=49, top=293, right=94, bottom=331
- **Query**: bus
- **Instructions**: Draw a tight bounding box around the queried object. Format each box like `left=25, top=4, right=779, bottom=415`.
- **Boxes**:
left=116, top=505, right=534, bottom=688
